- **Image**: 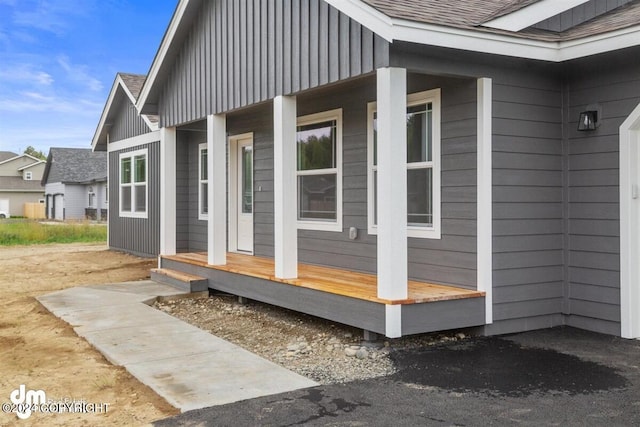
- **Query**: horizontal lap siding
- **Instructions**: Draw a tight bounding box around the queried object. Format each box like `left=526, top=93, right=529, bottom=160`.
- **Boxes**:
left=492, top=73, right=564, bottom=330
left=294, top=75, right=478, bottom=288
left=565, top=49, right=640, bottom=334
left=110, top=97, right=151, bottom=141
left=176, top=131, right=209, bottom=252
left=159, top=0, right=389, bottom=127
left=408, top=75, right=478, bottom=288
left=108, top=141, right=160, bottom=257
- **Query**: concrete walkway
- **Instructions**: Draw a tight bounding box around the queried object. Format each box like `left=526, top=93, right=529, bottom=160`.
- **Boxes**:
left=37, top=281, right=318, bottom=412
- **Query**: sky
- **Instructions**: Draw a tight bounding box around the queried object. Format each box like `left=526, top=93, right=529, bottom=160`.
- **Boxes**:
left=0, top=0, right=177, bottom=156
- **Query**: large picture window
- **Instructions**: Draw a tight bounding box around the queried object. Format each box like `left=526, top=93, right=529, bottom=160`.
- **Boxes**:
left=119, top=148, right=148, bottom=218
left=296, top=109, right=342, bottom=232
left=198, top=143, right=208, bottom=220
left=367, top=89, right=441, bottom=239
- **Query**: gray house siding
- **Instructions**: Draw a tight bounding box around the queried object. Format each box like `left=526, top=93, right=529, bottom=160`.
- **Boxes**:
left=176, top=131, right=208, bottom=252
left=491, top=74, right=565, bottom=334
left=563, top=48, right=640, bottom=335
left=108, top=141, right=161, bottom=257
left=158, top=0, right=389, bottom=127
left=223, top=73, right=477, bottom=288
left=390, top=44, right=566, bottom=333
left=110, top=97, right=151, bottom=142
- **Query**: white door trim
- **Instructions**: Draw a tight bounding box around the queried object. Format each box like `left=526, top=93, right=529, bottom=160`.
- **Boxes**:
left=620, top=101, right=640, bottom=338
left=228, top=133, right=254, bottom=254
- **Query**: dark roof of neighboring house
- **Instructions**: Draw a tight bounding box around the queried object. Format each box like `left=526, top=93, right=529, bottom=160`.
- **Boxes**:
left=0, top=176, right=44, bottom=192
left=360, top=0, right=640, bottom=41
left=0, top=151, right=18, bottom=162
left=41, top=148, right=107, bottom=185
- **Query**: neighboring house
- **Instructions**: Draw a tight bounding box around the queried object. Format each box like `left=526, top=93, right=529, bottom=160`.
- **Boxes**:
left=41, top=148, right=108, bottom=221
left=0, top=151, right=45, bottom=217
left=93, top=0, right=640, bottom=340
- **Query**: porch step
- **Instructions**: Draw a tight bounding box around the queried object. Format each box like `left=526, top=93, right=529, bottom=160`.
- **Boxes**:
left=150, top=268, right=209, bottom=293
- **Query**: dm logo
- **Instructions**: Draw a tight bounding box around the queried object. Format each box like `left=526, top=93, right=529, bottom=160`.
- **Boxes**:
left=10, top=384, right=46, bottom=420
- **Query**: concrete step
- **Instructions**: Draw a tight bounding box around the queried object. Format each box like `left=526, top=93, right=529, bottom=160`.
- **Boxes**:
left=150, top=268, right=208, bottom=293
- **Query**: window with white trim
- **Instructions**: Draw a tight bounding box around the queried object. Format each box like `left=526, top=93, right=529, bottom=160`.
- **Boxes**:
left=119, top=148, right=148, bottom=218
left=367, top=88, right=441, bottom=239
left=24, top=171, right=32, bottom=180
left=198, top=143, right=208, bottom=220
left=296, top=109, right=342, bottom=232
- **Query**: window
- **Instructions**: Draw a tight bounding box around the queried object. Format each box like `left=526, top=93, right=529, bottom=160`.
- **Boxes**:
left=119, top=148, right=148, bottom=218
left=198, top=143, right=208, bottom=220
left=88, top=188, right=96, bottom=208
left=24, top=171, right=32, bottom=180
left=367, top=89, right=441, bottom=239
left=296, top=109, right=342, bottom=232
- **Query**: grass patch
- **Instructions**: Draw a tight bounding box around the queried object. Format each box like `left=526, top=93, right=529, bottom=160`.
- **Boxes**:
left=0, top=220, right=107, bottom=245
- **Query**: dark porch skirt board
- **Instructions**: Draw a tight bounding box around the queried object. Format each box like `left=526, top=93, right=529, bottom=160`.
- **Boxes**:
left=161, top=257, right=486, bottom=337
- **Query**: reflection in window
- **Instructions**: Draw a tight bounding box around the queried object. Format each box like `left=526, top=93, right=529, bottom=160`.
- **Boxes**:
left=119, top=149, right=147, bottom=217
left=297, top=119, right=337, bottom=221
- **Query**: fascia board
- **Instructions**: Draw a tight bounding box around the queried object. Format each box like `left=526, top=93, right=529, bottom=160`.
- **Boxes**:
left=91, top=75, right=123, bottom=150
left=391, top=19, right=562, bottom=61
left=324, top=0, right=394, bottom=41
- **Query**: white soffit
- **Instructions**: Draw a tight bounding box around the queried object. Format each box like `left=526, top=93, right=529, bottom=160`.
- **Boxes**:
left=483, top=0, right=590, bottom=32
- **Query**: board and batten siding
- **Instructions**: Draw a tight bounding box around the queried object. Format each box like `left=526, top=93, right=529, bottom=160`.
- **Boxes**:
left=159, top=0, right=389, bottom=127
left=533, top=0, right=633, bottom=33
left=108, top=141, right=161, bottom=257
left=564, top=48, right=640, bottom=335
left=109, top=98, right=151, bottom=142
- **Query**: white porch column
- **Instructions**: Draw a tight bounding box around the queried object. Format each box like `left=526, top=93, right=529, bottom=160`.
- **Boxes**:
left=376, top=67, right=408, bottom=301
left=208, top=114, right=227, bottom=265
left=273, top=95, right=298, bottom=279
left=160, top=126, right=177, bottom=256
left=477, top=77, right=493, bottom=325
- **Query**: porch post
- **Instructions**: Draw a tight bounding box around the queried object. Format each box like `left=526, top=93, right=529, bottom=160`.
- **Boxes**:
left=273, top=95, right=298, bottom=279
left=376, top=67, right=408, bottom=301
left=477, top=77, right=493, bottom=325
left=160, top=126, right=177, bottom=256
left=208, top=114, right=227, bottom=265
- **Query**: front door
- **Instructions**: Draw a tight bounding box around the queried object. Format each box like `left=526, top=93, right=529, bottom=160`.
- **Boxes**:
left=232, top=136, right=254, bottom=253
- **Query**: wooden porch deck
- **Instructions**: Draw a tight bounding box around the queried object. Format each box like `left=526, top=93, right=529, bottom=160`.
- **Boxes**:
left=162, top=252, right=484, bottom=305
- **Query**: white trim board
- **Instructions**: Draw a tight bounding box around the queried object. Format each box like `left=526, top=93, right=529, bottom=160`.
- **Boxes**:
left=477, top=77, right=493, bottom=325
left=93, top=74, right=158, bottom=151
left=107, top=131, right=161, bottom=153
left=483, top=0, right=590, bottom=32
left=620, top=101, right=640, bottom=339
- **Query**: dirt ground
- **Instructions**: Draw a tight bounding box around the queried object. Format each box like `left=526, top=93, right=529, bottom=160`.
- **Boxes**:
left=0, top=243, right=179, bottom=426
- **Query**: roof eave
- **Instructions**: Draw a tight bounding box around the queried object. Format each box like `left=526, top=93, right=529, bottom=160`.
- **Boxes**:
left=136, top=0, right=196, bottom=116
left=328, top=0, right=640, bottom=63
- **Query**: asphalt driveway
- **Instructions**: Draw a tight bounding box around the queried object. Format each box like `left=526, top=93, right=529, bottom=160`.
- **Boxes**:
left=155, top=327, right=640, bottom=426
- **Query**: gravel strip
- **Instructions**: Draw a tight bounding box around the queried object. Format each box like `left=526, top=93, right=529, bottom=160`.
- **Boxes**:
left=153, top=292, right=469, bottom=385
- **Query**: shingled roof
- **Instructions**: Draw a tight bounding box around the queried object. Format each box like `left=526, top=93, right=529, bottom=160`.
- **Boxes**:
left=119, top=73, right=146, bottom=99
left=0, top=151, right=18, bottom=163
left=42, top=148, right=107, bottom=185
left=359, top=0, right=640, bottom=41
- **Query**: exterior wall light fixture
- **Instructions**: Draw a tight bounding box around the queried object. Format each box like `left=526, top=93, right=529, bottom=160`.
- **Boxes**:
left=577, top=110, right=598, bottom=131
